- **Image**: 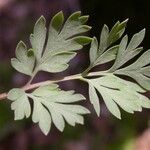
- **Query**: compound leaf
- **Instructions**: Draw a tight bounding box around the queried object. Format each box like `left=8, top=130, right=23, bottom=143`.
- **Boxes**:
left=9, top=12, right=150, bottom=136
left=39, top=11, right=92, bottom=73
left=85, top=74, right=150, bottom=118
left=106, top=29, right=150, bottom=90
left=109, top=29, right=145, bottom=72
left=30, top=84, right=90, bottom=134
left=114, top=49, right=150, bottom=90
left=88, top=19, right=128, bottom=71
left=8, top=84, right=89, bottom=135
left=12, top=11, right=92, bottom=76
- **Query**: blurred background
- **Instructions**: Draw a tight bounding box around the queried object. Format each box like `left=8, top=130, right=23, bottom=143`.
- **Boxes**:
left=0, top=0, right=150, bottom=149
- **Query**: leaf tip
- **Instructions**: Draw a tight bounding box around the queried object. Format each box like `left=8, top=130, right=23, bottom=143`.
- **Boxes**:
left=68, top=11, right=81, bottom=21
left=79, top=15, right=89, bottom=24
left=117, top=115, right=121, bottom=120
left=74, top=36, right=92, bottom=45
left=17, top=41, right=26, bottom=48
left=51, top=11, right=64, bottom=31
left=35, top=15, right=46, bottom=27
left=138, top=28, right=146, bottom=37
left=122, top=18, right=129, bottom=24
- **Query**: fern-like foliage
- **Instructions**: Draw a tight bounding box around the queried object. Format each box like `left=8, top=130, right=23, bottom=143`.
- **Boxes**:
left=8, top=11, right=92, bottom=135
left=90, top=19, right=128, bottom=67
left=83, top=21, right=150, bottom=118
left=85, top=74, right=150, bottom=118
left=5, top=11, right=150, bottom=135
left=82, top=19, right=128, bottom=76
left=8, top=84, right=89, bottom=135
left=11, top=11, right=92, bottom=76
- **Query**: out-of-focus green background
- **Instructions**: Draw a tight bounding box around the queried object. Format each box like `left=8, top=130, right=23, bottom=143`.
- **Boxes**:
left=0, top=0, right=150, bottom=150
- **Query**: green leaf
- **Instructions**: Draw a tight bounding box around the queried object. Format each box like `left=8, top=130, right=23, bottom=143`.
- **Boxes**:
left=9, top=12, right=150, bottom=136
left=39, top=11, right=91, bottom=73
left=8, top=84, right=89, bottom=135
left=87, top=19, right=127, bottom=72
left=11, top=41, right=35, bottom=76
left=89, top=37, right=119, bottom=68
left=30, top=16, right=46, bottom=60
left=12, top=11, right=91, bottom=76
left=89, top=84, right=100, bottom=116
left=107, top=19, right=128, bottom=46
left=7, top=88, right=31, bottom=120
left=126, top=29, right=145, bottom=50
left=141, top=66, right=150, bottom=77
left=39, top=52, right=76, bottom=73
left=51, top=11, right=64, bottom=31
left=32, top=98, right=51, bottom=135
left=107, top=29, right=149, bottom=90
left=114, top=49, right=150, bottom=90
left=79, top=15, right=89, bottom=24
left=30, top=85, right=90, bottom=134
left=94, top=45, right=119, bottom=66
left=84, top=74, right=150, bottom=119
left=73, top=36, right=92, bottom=45
left=7, top=84, right=89, bottom=135
left=109, top=29, right=145, bottom=72
left=99, top=24, right=109, bottom=52
left=90, top=37, right=99, bottom=64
